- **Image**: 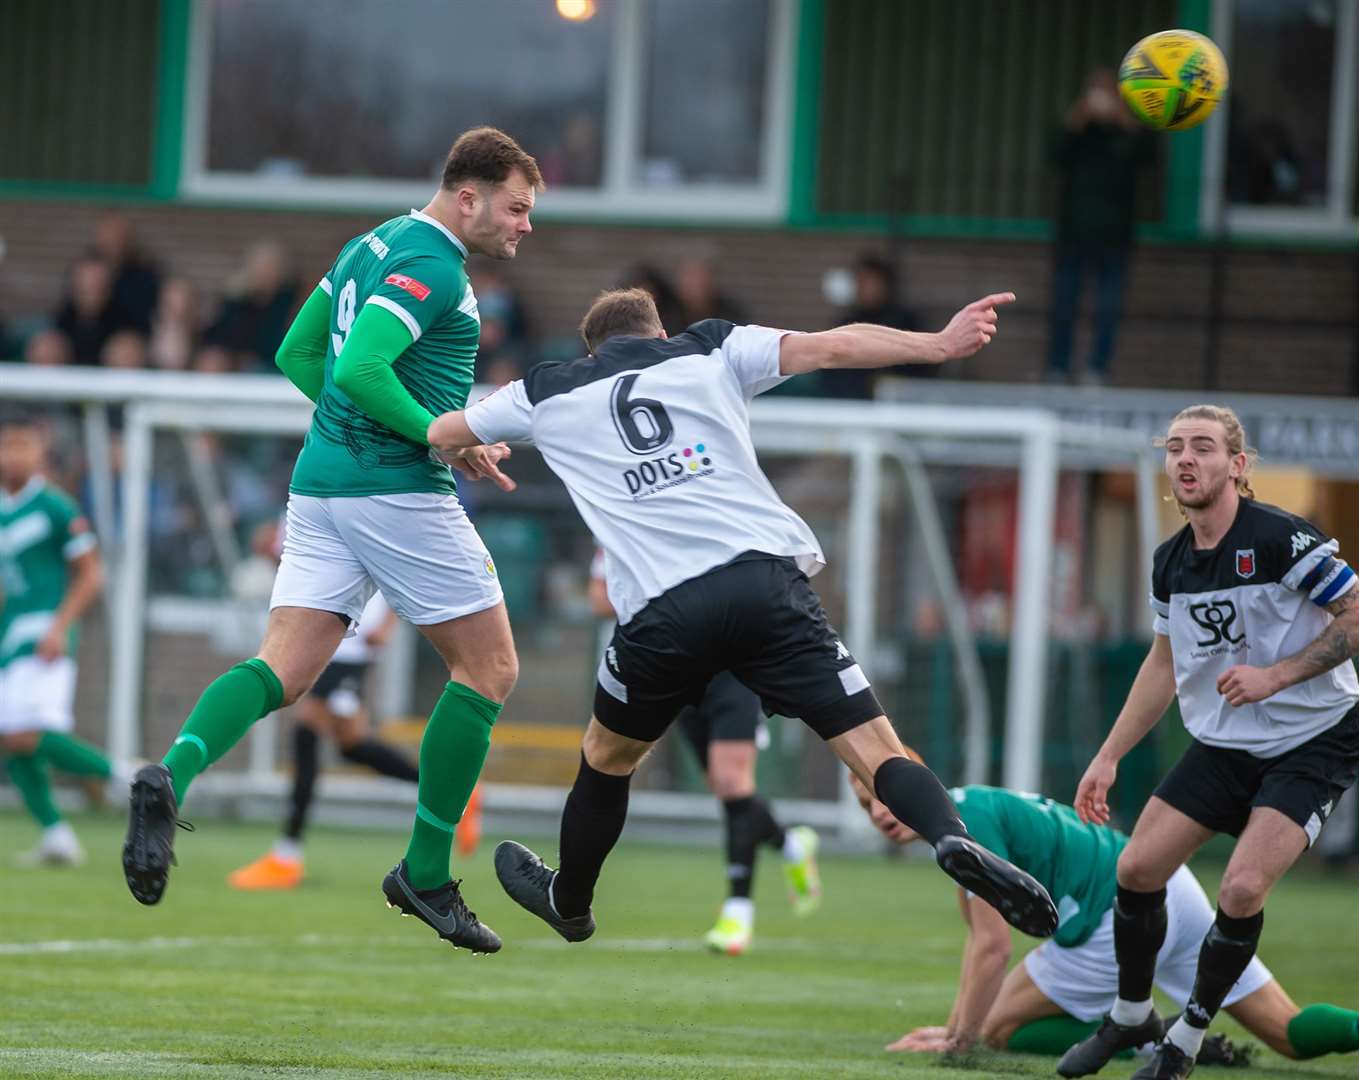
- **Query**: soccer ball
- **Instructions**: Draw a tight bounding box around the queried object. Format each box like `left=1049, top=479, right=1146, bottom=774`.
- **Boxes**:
left=1118, top=29, right=1228, bottom=132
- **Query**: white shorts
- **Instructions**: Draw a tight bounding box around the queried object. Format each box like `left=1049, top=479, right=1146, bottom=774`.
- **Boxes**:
left=1024, top=864, right=1273, bottom=1023
left=270, top=493, right=503, bottom=629
left=0, top=655, right=77, bottom=734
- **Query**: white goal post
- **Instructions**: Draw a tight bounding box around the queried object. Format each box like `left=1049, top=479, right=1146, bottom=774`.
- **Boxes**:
left=2, top=366, right=1159, bottom=835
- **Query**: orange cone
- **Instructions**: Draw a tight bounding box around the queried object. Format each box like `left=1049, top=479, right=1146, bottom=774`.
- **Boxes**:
left=455, top=784, right=483, bottom=856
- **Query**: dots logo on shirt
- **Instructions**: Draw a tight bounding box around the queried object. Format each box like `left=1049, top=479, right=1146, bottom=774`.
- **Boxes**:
left=622, top=442, right=715, bottom=499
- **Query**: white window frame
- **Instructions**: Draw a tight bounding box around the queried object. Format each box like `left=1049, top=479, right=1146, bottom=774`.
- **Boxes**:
left=1201, top=0, right=1359, bottom=237
left=180, top=0, right=797, bottom=224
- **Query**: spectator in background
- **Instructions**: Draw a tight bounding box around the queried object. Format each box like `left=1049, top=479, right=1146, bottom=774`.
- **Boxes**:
left=100, top=330, right=148, bottom=370
left=824, top=253, right=928, bottom=399
left=1046, top=69, right=1156, bottom=386
left=91, top=212, right=162, bottom=335
left=675, top=258, right=747, bottom=326
left=202, top=242, right=299, bottom=372
left=620, top=264, right=685, bottom=336
left=193, top=344, right=235, bottom=374
left=24, top=330, right=72, bottom=367
left=54, top=256, right=118, bottom=364
left=147, top=278, right=201, bottom=371
left=470, top=268, right=529, bottom=386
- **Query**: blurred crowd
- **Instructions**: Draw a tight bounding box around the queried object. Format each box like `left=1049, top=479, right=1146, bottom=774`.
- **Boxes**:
left=0, top=211, right=940, bottom=397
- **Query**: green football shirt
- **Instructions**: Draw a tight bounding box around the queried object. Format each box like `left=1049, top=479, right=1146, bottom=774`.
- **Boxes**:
left=950, top=785, right=1126, bottom=948
left=289, top=210, right=480, bottom=497
left=0, top=476, right=97, bottom=663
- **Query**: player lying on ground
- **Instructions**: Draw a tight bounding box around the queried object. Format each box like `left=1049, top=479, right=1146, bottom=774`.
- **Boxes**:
left=122, top=128, right=542, bottom=954
left=0, top=412, right=130, bottom=867
left=1061, top=404, right=1359, bottom=1080
left=426, top=285, right=1061, bottom=943
left=590, top=551, right=819, bottom=954
left=849, top=774, right=1359, bottom=1066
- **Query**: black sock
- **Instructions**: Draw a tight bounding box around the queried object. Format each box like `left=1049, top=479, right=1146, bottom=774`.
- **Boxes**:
left=1114, top=884, right=1169, bottom=1004
left=553, top=753, right=632, bottom=918
left=872, top=756, right=967, bottom=846
left=1183, top=909, right=1264, bottom=1029
left=722, top=797, right=758, bottom=899
left=340, top=738, right=419, bottom=782
left=284, top=725, right=320, bottom=842
left=750, top=794, right=787, bottom=852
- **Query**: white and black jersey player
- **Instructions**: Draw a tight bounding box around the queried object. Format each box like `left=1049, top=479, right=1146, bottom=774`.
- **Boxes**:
left=1062, top=405, right=1359, bottom=1080
left=424, top=285, right=1060, bottom=944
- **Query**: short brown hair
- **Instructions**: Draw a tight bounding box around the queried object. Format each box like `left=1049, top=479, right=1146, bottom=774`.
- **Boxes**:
left=579, top=288, right=664, bottom=353
left=441, top=127, right=544, bottom=192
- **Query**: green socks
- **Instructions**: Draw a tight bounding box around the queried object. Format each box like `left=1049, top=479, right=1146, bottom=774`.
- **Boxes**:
left=7, top=734, right=113, bottom=829
left=37, top=732, right=112, bottom=778
left=404, top=681, right=500, bottom=889
left=1007, top=1016, right=1111, bottom=1057
left=162, top=658, right=284, bottom=804
left=1288, top=1003, right=1359, bottom=1059
left=6, top=753, right=62, bottom=828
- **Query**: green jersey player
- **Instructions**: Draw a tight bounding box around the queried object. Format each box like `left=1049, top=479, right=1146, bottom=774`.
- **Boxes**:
left=1, top=413, right=119, bottom=866
left=123, top=128, right=541, bottom=954
left=849, top=776, right=1359, bottom=1067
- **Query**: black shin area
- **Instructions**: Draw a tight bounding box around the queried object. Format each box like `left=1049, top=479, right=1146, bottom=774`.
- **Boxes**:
left=872, top=756, right=967, bottom=846
left=285, top=725, right=320, bottom=841
left=552, top=753, right=632, bottom=918
left=1183, top=909, right=1264, bottom=1029
left=340, top=738, right=419, bottom=782
left=1114, top=885, right=1169, bottom=1003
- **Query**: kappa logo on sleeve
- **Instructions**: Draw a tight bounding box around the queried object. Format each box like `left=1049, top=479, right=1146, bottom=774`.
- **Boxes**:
left=384, top=273, right=432, bottom=301
left=1290, top=530, right=1315, bottom=558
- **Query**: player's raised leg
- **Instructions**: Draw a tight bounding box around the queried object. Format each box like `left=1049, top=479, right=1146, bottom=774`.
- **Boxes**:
left=123, top=604, right=347, bottom=905
left=830, top=717, right=1058, bottom=938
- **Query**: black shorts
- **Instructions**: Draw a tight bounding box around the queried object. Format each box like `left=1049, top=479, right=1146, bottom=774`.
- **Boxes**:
left=594, top=553, right=883, bottom=743
left=307, top=661, right=368, bottom=704
left=676, top=671, right=766, bottom=772
left=1153, top=702, right=1359, bottom=846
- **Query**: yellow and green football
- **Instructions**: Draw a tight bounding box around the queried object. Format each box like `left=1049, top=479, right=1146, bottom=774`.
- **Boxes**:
left=1118, top=29, right=1229, bottom=132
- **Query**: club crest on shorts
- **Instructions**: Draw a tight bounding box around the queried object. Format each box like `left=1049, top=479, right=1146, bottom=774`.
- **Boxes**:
left=1235, top=549, right=1255, bottom=579
left=484, top=555, right=497, bottom=577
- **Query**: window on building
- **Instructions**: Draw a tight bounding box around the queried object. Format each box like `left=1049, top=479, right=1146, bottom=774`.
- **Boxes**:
left=187, top=0, right=793, bottom=221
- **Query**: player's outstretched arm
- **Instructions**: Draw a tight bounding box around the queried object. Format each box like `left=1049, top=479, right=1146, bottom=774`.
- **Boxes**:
left=777, top=292, right=1015, bottom=376
left=275, top=286, right=332, bottom=402
left=948, top=893, right=1013, bottom=1051
left=1219, top=589, right=1359, bottom=705
left=426, top=411, right=517, bottom=492
left=1075, top=633, right=1176, bottom=824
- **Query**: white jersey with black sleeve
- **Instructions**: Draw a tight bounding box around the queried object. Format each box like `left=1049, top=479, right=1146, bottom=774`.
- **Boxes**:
left=464, top=320, right=825, bottom=624
left=1150, top=498, right=1358, bottom=757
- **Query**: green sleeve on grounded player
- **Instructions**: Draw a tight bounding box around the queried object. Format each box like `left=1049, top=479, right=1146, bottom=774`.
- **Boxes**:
left=332, top=303, right=438, bottom=446
left=274, top=286, right=332, bottom=402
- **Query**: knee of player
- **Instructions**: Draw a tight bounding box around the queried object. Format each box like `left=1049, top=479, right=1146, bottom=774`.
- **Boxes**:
left=1217, top=870, right=1270, bottom=917
left=1, top=730, right=42, bottom=755
left=708, top=765, right=753, bottom=800
left=1115, top=846, right=1166, bottom=893
left=470, top=649, right=518, bottom=703
left=582, top=722, right=648, bottom=775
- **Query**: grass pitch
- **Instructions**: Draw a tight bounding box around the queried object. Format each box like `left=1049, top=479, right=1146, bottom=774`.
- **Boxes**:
left=2, top=812, right=1355, bottom=1079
